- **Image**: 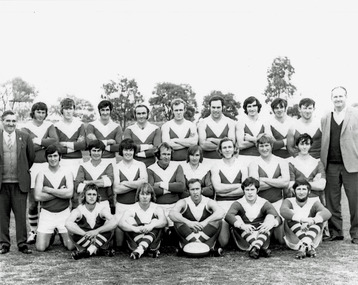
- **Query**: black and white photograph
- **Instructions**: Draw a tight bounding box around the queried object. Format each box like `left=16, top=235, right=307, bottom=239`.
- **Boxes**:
left=1, top=1, right=358, bottom=284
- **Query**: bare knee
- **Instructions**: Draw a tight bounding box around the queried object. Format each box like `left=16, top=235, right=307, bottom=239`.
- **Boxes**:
left=36, top=241, right=48, bottom=252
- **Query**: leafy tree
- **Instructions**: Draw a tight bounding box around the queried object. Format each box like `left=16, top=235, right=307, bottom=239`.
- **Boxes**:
left=49, top=95, right=96, bottom=123
left=0, top=77, right=37, bottom=111
left=287, top=104, right=300, bottom=119
left=264, top=56, right=297, bottom=104
left=149, top=82, right=197, bottom=122
left=102, top=76, right=144, bottom=129
left=201, top=91, right=241, bottom=120
left=14, top=105, right=32, bottom=122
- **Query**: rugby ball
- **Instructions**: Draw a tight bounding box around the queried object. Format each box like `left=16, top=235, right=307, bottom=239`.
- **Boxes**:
left=183, top=242, right=210, bottom=258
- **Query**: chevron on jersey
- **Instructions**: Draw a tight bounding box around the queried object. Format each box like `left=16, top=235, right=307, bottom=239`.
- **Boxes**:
left=217, top=159, right=244, bottom=184
left=237, top=196, right=267, bottom=222
left=127, top=123, right=158, bottom=143
left=269, top=117, right=293, bottom=138
left=166, top=120, right=193, bottom=139
left=91, top=120, right=120, bottom=137
left=130, top=203, right=157, bottom=225
left=80, top=161, right=110, bottom=180
left=293, top=120, right=321, bottom=138
left=242, top=116, right=265, bottom=138
left=55, top=119, right=83, bottom=139
left=287, top=197, right=317, bottom=219
left=23, top=120, right=53, bottom=139
left=42, top=166, right=68, bottom=190
left=77, top=203, right=107, bottom=229
left=184, top=196, right=210, bottom=221
left=290, top=157, right=320, bottom=179
left=203, top=116, right=231, bottom=138
left=182, top=163, right=210, bottom=181
left=114, top=160, right=143, bottom=182
left=148, top=162, right=180, bottom=184
left=257, top=156, right=282, bottom=179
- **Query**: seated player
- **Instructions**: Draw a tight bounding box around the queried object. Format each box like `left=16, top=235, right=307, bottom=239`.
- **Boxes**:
left=113, top=138, right=148, bottom=248
left=225, top=177, right=281, bottom=259
left=65, top=183, right=117, bottom=260
left=74, top=140, right=114, bottom=212
left=181, top=145, right=214, bottom=199
left=161, top=98, right=198, bottom=162
left=280, top=180, right=331, bottom=259
left=288, top=133, right=326, bottom=203
left=169, top=178, right=225, bottom=256
left=34, top=145, right=74, bottom=252
left=211, top=138, right=248, bottom=247
left=147, top=142, right=185, bottom=226
left=118, top=183, right=167, bottom=259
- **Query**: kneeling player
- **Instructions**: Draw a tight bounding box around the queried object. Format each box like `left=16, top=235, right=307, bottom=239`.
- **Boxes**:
left=118, top=183, right=167, bottom=259
left=34, top=145, right=74, bottom=252
left=65, top=183, right=117, bottom=260
left=169, top=178, right=225, bottom=256
left=280, top=180, right=331, bottom=259
left=225, top=177, right=281, bottom=259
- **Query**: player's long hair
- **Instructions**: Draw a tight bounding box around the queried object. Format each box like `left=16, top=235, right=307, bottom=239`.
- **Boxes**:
left=295, top=133, right=313, bottom=147
left=45, top=144, right=62, bottom=162
left=217, top=137, right=238, bottom=157
left=80, top=183, right=101, bottom=205
left=186, top=145, right=203, bottom=163
left=60, top=98, right=75, bottom=114
left=30, top=102, right=48, bottom=119
left=86, top=140, right=105, bottom=151
left=97, top=100, right=113, bottom=113
left=154, top=142, right=174, bottom=160
left=256, top=133, right=274, bottom=148
left=135, top=183, right=156, bottom=203
left=119, top=138, right=138, bottom=156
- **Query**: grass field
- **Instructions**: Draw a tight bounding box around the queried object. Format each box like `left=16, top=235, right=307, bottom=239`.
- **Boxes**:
left=1, top=191, right=358, bottom=285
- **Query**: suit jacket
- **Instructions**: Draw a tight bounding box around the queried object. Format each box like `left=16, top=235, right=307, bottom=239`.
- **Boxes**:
left=321, top=106, right=358, bottom=172
left=0, top=129, right=35, bottom=192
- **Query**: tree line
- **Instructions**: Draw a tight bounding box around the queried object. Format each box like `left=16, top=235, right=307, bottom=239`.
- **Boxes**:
left=1, top=56, right=297, bottom=127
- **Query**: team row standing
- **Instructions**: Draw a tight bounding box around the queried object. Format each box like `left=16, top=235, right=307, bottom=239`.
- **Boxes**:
left=0, top=86, right=357, bottom=257
left=18, top=95, right=321, bottom=246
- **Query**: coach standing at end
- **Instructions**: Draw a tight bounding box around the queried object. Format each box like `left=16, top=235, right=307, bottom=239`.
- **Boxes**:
left=321, top=86, right=358, bottom=244
left=0, top=111, right=35, bottom=254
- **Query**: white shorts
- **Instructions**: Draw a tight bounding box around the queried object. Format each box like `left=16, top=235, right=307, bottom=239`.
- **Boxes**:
left=237, top=155, right=258, bottom=169
left=201, top=158, right=220, bottom=170
left=37, top=208, right=71, bottom=234
left=99, top=200, right=111, bottom=213
left=60, top=158, right=82, bottom=178
left=115, top=202, right=135, bottom=219
left=30, top=162, right=48, bottom=189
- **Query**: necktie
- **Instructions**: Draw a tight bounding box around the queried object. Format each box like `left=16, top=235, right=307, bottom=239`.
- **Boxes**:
left=7, top=134, right=12, bottom=149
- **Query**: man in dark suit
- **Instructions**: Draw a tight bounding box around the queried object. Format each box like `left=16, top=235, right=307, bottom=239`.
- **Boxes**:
left=321, top=86, right=358, bottom=244
left=0, top=110, right=35, bottom=254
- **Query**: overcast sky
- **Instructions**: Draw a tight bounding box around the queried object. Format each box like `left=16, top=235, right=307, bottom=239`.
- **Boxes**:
left=1, top=0, right=357, bottom=116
